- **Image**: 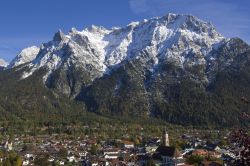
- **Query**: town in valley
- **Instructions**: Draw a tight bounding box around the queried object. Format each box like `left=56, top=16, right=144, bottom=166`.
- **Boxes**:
left=0, top=124, right=248, bottom=166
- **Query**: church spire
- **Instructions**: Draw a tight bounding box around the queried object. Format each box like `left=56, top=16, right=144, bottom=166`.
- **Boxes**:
left=163, top=127, right=169, bottom=146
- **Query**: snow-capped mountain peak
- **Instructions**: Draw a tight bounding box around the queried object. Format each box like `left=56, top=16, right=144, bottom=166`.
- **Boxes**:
left=0, top=58, right=8, bottom=68
left=53, top=30, right=67, bottom=42
left=8, top=46, right=40, bottom=68
left=10, top=13, right=225, bottom=82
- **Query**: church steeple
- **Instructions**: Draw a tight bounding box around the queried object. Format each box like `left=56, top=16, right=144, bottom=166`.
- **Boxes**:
left=163, top=128, right=169, bottom=146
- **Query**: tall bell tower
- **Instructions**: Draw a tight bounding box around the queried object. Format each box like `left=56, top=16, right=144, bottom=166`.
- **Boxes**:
left=163, top=128, right=169, bottom=146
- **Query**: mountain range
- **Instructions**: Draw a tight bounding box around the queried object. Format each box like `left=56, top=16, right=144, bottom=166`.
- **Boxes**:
left=1, top=13, right=249, bottom=127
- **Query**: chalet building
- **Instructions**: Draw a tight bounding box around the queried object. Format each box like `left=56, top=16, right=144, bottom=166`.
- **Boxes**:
left=122, top=140, right=135, bottom=149
left=22, top=160, right=29, bottom=166
left=192, top=149, right=208, bottom=157
left=146, top=145, right=158, bottom=154
left=103, top=148, right=120, bottom=160
left=206, top=144, right=221, bottom=152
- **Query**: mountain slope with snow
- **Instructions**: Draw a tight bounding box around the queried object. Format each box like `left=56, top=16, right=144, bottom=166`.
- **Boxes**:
left=3, top=13, right=249, bottom=126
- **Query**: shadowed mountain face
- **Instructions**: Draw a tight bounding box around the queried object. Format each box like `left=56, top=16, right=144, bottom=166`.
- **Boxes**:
left=76, top=38, right=250, bottom=126
left=1, top=14, right=249, bottom=127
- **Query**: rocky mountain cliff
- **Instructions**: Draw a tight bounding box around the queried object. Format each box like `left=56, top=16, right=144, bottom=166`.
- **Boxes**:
left=1, top=13, right=250, bottom=127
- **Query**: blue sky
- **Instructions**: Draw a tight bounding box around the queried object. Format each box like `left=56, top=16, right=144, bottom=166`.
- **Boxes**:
left=0, top=0, right=250, bottom=62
